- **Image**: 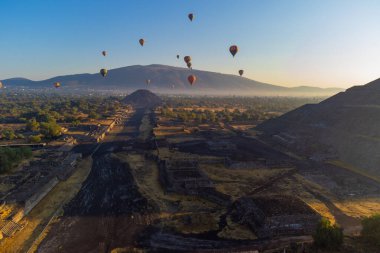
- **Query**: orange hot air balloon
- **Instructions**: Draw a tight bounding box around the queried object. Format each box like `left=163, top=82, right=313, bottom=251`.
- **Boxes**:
left=187, top=62, right=192, bottom=69
left=54, top=82, right=61, bottom=88
left=100, top=68, right=108, bottom=77
left=239, top=70, right=244, bottom=76
left=188, top=13, right=194, bottom=22
left=139, top=39, right=145, bottom=46
left=102, top=51, right=107, bottom=56
left=229, top=45, right=238, bottom=57
left=188, top=75, right=196, bottom=85
left=184, top=56, right=191, bottom=64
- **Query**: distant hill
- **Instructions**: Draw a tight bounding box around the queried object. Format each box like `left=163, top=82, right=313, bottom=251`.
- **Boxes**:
left=122, top=89, right=162, bottom=108
left=257, top=78, right=380, bottom=178
left=1, top=64, right=343, bottom=96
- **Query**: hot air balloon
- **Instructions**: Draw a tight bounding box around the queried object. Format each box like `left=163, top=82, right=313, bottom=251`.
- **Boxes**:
left=146, top=79, right=151, bottom=85
left=139, top=39, right=145, bottom=46
left=177, top=55, right=180, bottom=59
left=188, top=75, right=196, bottom=85
left=229, top=45, right=238, bottom=57
left=102, top=51, right=107, bottom=56
left=239, top=70, right=244, bottom=76
left=184, top=56, right=191, bottom=64
left=100, top=68, right=108, bottom=77
left=188, top=13, right=194, bottom=22
left=54, top=82, right=61, bottom=88
left=0, top=81, right=3, bottom=89
left=187, top=62, right=192, bottom=69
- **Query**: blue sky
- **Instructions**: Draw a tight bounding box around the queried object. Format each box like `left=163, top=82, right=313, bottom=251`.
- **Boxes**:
left=1, top=0, right=380, bottom=88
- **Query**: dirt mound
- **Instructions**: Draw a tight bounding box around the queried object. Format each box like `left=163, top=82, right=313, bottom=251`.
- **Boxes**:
left=122, top=89, right=162, bottom=108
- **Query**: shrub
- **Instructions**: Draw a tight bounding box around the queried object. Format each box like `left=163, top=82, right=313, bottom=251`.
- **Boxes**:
left=313, top=218, right=343, bottom=250
left=361, top=214, right=380, bottom=247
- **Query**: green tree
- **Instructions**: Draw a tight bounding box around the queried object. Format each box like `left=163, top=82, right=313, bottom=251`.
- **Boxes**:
left=313, top=218, right=343, bottom=250
left=26, top=118, right=40, bottom=131
left=40, top=121, right=62, bottom=138
left=29, top=135, right=42, bottom=143
left=1, top=129, right=16, bottom=140
left=361, top=214, right=380, bottom=247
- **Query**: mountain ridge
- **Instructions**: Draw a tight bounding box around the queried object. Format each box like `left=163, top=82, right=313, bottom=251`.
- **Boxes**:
left=1, top=64, right=344, bottom=96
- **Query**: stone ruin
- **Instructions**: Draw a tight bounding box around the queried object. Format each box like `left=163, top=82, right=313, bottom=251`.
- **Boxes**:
left=232, top=195, right=320, bottom=238
left=158, top=157, right=230, bottom=205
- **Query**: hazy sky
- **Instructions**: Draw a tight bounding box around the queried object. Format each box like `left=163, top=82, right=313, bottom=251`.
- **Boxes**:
left=1, top=0, right=380, bottom=88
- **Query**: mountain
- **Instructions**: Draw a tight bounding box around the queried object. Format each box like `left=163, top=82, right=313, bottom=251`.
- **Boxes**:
left=122, top=89, right=162, bottom=108
left=257, top=78, right=380, bottom=178
left=1, top=64, right=343, bottom=96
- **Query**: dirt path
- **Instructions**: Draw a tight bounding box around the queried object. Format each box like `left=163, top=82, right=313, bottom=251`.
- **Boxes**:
left=299, top=179, right=361, bottom=234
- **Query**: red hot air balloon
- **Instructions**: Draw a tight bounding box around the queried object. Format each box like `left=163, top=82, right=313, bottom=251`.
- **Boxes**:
left=139, top=39, right=145, bottom=46
left=102, top=51, right=107, bottom=56
left=184, top=56, right=191, bottom=64
left=229, top=45, right=238, bottom=57
left=188, top=13, right=194, bottom=22
left=188, top=75, right=196, bottom=85
left=239, top=70, right=244, bottom=76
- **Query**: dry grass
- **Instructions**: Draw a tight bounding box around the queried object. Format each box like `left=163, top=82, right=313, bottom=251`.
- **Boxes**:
left=333, top=198, right=380, bottom=218
left=115, top=152, right=224, bottom=235
left=201, top=164, right=290, bottom=200
left=0, top=157, right=93, bottom=253
left=328, top=160, right=380, bottom=184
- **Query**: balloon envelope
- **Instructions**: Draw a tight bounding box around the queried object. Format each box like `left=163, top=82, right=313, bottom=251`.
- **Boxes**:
left=0, top=81, right=3, bottom=89
left=177, top=55, right=180, bottom=59
left=184, top=56, right=191, bottom=64
left=188, top=75, right=196, bottom=85
left=102, top=51, right=107, bottom=56
left=229, top=45, right=239, bottom=57
left=100, top=69, right=108, bottom=77
left=188, top=13, right=194, bottom=21
left=54, top=82, right=61, bottom=88
left=139, top=39, right=145, bottom=46
left=187, top=62, right=192, bottom=69
left=239, top=70, right=244, bottom=76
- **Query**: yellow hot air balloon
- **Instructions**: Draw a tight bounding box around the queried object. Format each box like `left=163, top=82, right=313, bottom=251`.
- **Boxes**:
left=100, top=68, right=108, bottom=77
left=54, top=82, right=61, bottom=88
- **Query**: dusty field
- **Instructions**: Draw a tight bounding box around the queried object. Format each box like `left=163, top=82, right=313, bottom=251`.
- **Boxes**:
left=201, top=163, right=291, bottom=200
